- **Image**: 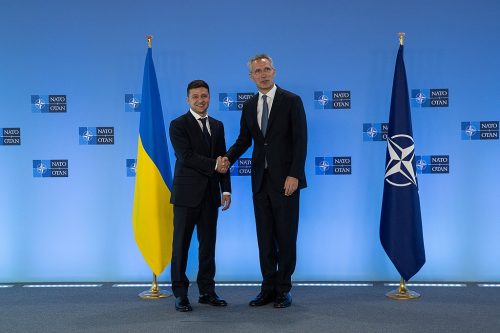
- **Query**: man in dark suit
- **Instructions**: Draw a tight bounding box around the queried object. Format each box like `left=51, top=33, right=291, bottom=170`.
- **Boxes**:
left=169, top=80, right=231, bottom=312
left=224, top=54, right=307, bottom=308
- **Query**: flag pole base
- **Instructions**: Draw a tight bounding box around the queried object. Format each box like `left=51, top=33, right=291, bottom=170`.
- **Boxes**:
left=138, top=273, right=172, bottom=299
left=385, top=288, right=420, bottom=300
left=385, top=277, right=421, bottom=300
left=139, top=288, right=171, bottom=299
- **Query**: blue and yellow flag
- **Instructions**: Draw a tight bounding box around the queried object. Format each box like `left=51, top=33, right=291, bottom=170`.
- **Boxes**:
left=132, top=46, right=173, bottom=276
left=380, top=43, right=425, bottom=281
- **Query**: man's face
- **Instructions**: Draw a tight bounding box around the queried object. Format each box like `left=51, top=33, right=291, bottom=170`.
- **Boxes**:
left=187, top=87, right=210, bottom=115
left=249, top=58, right=276, bottom=93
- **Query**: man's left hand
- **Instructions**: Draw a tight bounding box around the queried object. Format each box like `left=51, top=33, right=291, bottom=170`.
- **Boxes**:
left=283, top=176, right=299, bottom=196
left=221, top=194, right=231, bottom=211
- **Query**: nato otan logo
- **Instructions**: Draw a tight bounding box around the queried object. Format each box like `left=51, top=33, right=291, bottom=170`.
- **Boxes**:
left=79, top=127, right=115, bottom=145
left=31, top=95, right=67, bottom=113
left=33, top=160, right=69, bottom=177
left=1, top=128, right=21, bottom=145
left=126, top=159, right=137, bottom=177
left=219, top=93, right=254, bottom=111
left=229, top=158, right=252, bottom=176
left=125, top=94, right=141, bottom=112
left=315, top=157, right=352, bottom=175
left=363, top=123, right=388, bottom=141
left=461, top=121, right=499, bottom=140
left=416, top=155, right=449, bottom=174
left=411, top=89, right=449, bottom=107
left=314, top=91, right=351, bottom=109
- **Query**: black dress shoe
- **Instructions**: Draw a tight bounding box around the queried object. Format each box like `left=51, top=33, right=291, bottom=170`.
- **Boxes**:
left=274, top=292, right=292, bottom=308
left=175, top=297, right=193, bottom=312
left=249, top=292, right=275, bottom=307
left=198, top=293, right=227, bottom=307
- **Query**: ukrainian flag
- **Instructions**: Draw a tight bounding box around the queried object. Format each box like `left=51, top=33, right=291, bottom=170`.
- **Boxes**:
left=132, top=46, right=173, bottom=276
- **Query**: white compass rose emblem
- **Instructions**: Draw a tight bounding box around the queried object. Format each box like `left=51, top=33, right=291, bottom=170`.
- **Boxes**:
left=319, top=159, right=330, bottom=172
left=318, top=95, right=329, bottom=106
left=223, top=97, right=233, bottom=108
left=128, top=97, right=140, bottom=109
left=384, top=134, right=417, bottom=187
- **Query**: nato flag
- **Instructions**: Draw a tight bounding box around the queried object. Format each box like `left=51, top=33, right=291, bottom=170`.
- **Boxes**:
left=380, top=44, right=425, bottom=282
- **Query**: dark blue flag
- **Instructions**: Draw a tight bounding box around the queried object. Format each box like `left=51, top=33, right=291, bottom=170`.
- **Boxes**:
left=380, top=45, right=425, bottom=281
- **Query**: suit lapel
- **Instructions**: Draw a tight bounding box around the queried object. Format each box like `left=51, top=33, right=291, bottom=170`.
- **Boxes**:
left=247, top=94, right=263, bottom=139
left=208, top=117, right=217, bottom=156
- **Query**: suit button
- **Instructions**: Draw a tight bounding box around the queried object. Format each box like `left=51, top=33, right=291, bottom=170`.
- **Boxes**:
left=264, top=142, right=268, bottom=146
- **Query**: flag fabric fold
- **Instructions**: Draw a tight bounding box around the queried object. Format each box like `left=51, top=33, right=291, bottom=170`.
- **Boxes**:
left=132, top=47, right=173, bottom=276
left=380, top=44, right=426, bottom=281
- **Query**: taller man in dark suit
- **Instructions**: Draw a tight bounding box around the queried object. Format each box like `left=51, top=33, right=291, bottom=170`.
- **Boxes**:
left=225, top=54, right=307, bottom=308
left=169, top=80, right=231, bottom=312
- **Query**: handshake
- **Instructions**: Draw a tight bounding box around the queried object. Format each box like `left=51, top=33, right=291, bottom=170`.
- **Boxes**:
left=216, top=156, right=231, bottom=174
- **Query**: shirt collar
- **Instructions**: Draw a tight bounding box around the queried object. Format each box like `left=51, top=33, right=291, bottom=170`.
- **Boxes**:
left=258, top=84, right=277, bottom=100
left=189, top=109, right=208, bottom=120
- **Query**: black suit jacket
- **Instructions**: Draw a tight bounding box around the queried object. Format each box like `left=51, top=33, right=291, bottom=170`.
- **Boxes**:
left=169, top=111, right=231, bottom=208
left=226, top=86, right=307, bottom=193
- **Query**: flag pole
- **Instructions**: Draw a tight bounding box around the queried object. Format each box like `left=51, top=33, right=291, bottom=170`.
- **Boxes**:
left=136, top=34, right=171, bottom=299
left=139, top=273, right=170, bottom=299
left=384, top=33, right=422, bottom=300
left=399, top=32, right=405, bottom=46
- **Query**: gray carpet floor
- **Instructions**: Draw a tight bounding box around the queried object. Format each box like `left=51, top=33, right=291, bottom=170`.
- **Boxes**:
left=1, top=283, right=499, bottom=333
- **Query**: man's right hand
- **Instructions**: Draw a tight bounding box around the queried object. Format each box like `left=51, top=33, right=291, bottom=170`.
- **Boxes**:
left=216, top=156, right=230, bottom=174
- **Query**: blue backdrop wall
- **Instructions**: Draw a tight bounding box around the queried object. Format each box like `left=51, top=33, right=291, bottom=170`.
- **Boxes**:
left=1, top=0, right=499, bottom=282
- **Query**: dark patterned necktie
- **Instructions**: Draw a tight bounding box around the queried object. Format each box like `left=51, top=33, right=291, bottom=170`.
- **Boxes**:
left=200, top=117, right=211, bottom=148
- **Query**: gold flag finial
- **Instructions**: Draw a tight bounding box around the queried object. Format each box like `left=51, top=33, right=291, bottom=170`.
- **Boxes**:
left=146, top=35, right=153, bottom=48
left=398, top=32, right=405, bottom=46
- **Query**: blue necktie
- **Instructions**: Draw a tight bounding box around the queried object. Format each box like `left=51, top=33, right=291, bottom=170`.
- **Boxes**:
left=261, top=95, right=269, bottom=136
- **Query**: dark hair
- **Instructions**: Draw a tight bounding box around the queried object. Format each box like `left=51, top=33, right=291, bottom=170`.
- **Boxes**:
left=187, top=80, right=210, bottom=96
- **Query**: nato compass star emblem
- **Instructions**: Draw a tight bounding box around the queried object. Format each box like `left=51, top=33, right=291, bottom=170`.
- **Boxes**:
left=384, top=134, right=417, bottom=187
left=367, top=127, right=378, bottom=138
left=415, top=92, right=426, bottom=105
left=319, top=159, right=330, bottom=172
left=35, top=98, right=46, bottom=110
left=82, top=130, right=93, bottom=142
left=128, top=97, right=140, bottom=110
left=416, top=158, right=427, bottom=172
left=223, top=96, right=233, bottom=108
left=130, top=162, right=137, bottom=174
left=465, top=124, right=477, bottom=137
left=37, top=162, right=47, bottom=175
left=318, top=94, right=329, bottom=106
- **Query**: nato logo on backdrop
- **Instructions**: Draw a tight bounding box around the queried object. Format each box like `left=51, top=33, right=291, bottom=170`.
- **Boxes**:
left=363, top=123, right=388, bottom=141
left=126, top=159, right=137, bottom=177
left=461, top=121, right=499, bottom=140
left=79, top=127, right=115, bottom=145
left=315, top=157, right=352, bottom=175
left=229, top=158, right=252, bottom=176
left=219, top=93, right=255, bottom=111
left=31, top=95, right=67, bottom=113
left=411, top=89, right=449, bottom=108
left=33, top=160, right=69, bottom=177
left=1, top=128, right=21, bottom=145
left=125, top=94, right=141, bottom=112
left=416, top=155, right=450, bottom=174
left=314, top=91, right=351, bottom=109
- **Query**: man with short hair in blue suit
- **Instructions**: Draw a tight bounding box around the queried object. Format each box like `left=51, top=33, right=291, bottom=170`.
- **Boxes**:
left=225, top=54, right=308, bottom=308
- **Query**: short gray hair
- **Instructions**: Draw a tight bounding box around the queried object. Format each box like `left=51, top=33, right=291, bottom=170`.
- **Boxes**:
left=247, top=54, right=274, bottom=72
